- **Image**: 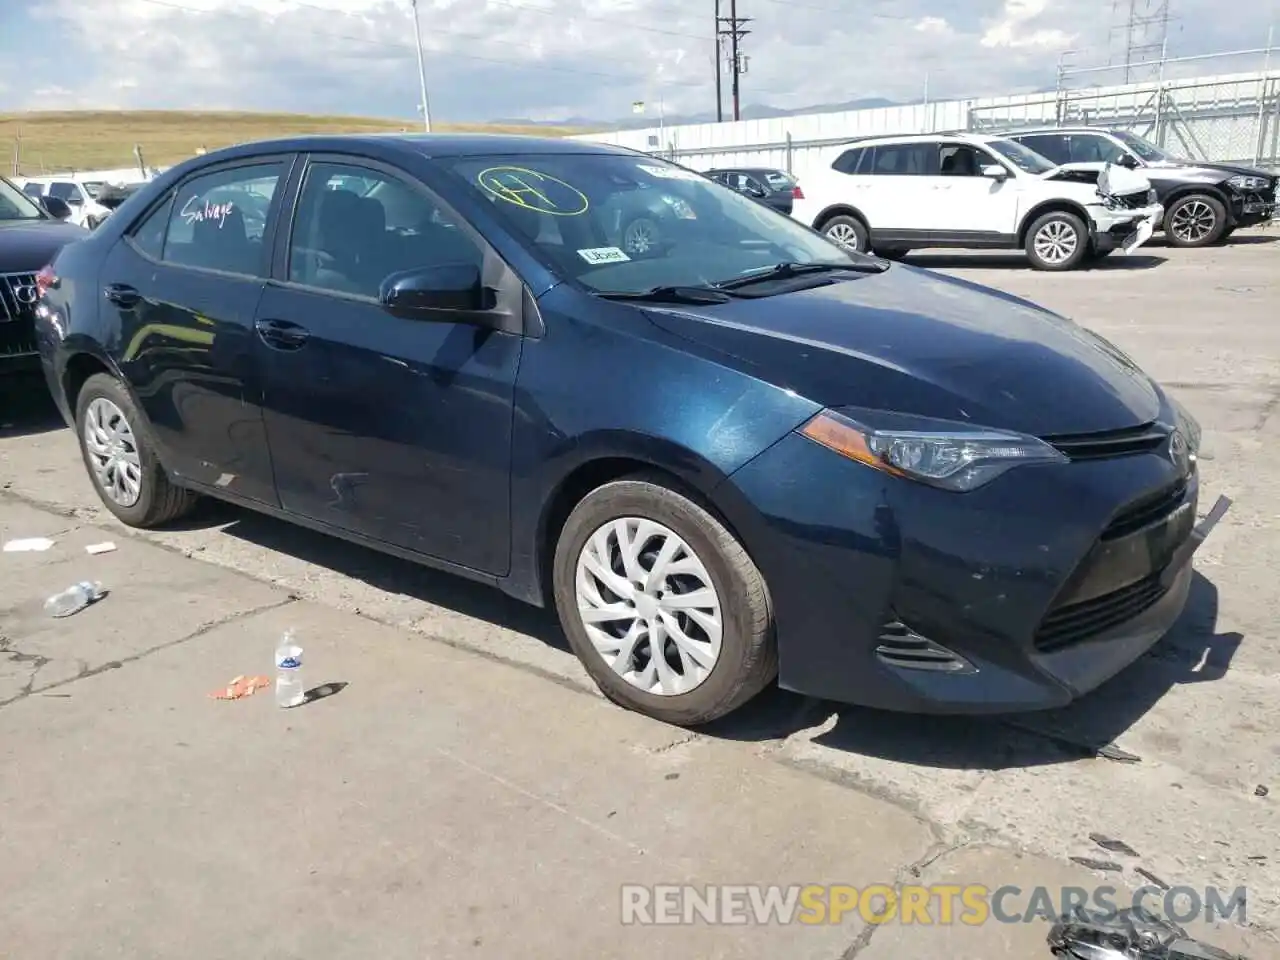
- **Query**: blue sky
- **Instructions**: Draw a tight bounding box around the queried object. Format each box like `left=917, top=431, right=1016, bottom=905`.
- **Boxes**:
left=0, top=0, right=1276, bottom=123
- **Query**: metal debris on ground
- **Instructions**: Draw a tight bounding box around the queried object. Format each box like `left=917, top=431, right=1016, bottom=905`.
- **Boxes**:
left=1255, top=785, right=1269, bottom=798
left=84, top=542, right=117, bottom=555
left=1048, top=905, right=1247, bottom=959
left=4, top=537, right=55, bottom=552
left=1089, top=833, right=1140, bottom=857
left=209, top=675, right=272, bottom=700
left=1069, top=856, right=1124, bottom=872
left=1096, top=742, right=1143, bottom=763
left=1134, top=867, right=1171, bottom=891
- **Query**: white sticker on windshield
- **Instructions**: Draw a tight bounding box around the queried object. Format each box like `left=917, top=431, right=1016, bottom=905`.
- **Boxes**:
left=577, top=246, right=631, bottom=265
left=637, top=163, right=703, bottom=182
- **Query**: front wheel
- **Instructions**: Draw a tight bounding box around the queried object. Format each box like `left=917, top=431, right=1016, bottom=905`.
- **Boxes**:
left=1025, top=211, right=1089, bottom=271
left=74, top=373, right=199, bottom=528
left=552, top=476, right=777, bottom=726
left=1165, top=194, right=1228, bottom=247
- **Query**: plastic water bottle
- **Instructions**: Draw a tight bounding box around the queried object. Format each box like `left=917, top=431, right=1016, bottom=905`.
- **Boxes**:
left=275, top=631, right=305, bottom=708
left=44, top=581, right=104, bottom=618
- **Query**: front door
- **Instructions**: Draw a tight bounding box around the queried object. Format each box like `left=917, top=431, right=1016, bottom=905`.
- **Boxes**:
left=98, top=156, right=293, bottom=505
left=930, top=143, right=1020, bottom=237
left=254, top=156, right=521, bottom=575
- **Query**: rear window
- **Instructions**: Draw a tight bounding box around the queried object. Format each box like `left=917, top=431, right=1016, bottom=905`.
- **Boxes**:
left=764, top=172, right=794, bottom=188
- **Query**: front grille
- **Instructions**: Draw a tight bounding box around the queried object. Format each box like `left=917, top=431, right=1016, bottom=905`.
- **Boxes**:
left=1102, top=479, right=1188, bottom=541
left=1111, top=193, right=1148, bottom=210
left=1034, top=572, right=1170, bottom=653
left=0, top=271, right=39, bottom=358
left=1045, top=422, right=1169, bottom=461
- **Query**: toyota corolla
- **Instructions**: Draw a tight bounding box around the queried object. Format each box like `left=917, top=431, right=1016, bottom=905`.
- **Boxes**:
left=33, top=134, right=1227, bottom=726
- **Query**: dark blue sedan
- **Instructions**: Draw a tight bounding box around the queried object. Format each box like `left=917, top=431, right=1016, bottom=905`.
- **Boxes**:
left=32, top=134, right=1226, bottom=725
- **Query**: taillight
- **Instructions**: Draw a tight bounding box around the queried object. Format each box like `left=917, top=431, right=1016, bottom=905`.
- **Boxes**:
left=792, top=184, right=805, bottom=199
left=35, top=264, right=58, bottom=298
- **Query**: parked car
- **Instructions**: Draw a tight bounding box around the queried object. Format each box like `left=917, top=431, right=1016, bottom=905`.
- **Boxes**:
left=18, top=175, right=117, bottom=230
left=35, top=134, right=1222, bottom=726
left=792, top=131, right=1164, bottom=270
left=1004, top=126, right=1278, bottom=248
left=0, top=175, right=87, bottom=373
left=705, top=167, right=802, bottom=215
left=84, top=183, right=145, bottom=230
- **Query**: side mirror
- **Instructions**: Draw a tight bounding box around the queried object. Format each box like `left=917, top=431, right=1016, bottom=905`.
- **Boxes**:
left=1118, top=153, right=1141, bottom=169
left=379, top=263, right=497, bottom=319
left=745, top=184, right=768, bottom=198
left=39, top=196, right=73, bottom=220
left=981, top=164, right=1009, bottom=180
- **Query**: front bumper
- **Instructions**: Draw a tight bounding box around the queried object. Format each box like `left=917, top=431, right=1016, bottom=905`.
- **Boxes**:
left=719, top=421, right=1228, bottom=714
left=1089, top=202, right=1164, bottom=254
left=1233, top=195, right=1277, bottom=227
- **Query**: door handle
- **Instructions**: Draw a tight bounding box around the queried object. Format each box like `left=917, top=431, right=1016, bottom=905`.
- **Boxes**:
left=104, top=283, right=141, bottom=308
left=255, top=318, right=310, bottom=350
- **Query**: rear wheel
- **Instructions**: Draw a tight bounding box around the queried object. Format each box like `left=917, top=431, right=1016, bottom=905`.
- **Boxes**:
left=820, top=215, right=869, bottom=253
left=621, top=216, right=661, bottom=257
left=552, top=475, right=776, bottom=726
left=1165, top=194, right=1227, bottom=247
left=1025, top=211, right=1089, bottom=271
left=74, top=373, right=198, bottom=528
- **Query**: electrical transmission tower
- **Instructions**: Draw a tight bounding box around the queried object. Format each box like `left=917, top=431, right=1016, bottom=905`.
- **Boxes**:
left=1109, top=0, right=1171, bottom=83
left=715, top=0, right=751, bottom=121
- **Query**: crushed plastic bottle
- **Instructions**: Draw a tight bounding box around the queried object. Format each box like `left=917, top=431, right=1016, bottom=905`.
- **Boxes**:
left=275, top=630, right=305, bottom=708
left=44, top=581, right=104, bottom=618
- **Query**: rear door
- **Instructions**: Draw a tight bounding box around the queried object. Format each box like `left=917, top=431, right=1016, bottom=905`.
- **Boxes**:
left=253, top=154, right=522, bottom=574
left=858, top=142, right=938, bottom=233
left=96, top=155, right=297, bottom=506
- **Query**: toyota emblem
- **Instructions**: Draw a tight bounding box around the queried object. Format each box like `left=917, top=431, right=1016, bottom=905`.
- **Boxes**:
left=1169, top=429, right=1190, bottom=475
left=12, top=284, right=38, bottom=305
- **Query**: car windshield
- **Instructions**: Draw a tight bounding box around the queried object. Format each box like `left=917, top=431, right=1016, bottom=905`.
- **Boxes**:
left=441, top=152, right=865, bottom=295
left=986, top=138, right=1057, bottom=175
left=1110, top=130, right=1180, bottom=162
left=82, top=181, right=106, bottom=199
left=0, top=176, right=45, bottom=221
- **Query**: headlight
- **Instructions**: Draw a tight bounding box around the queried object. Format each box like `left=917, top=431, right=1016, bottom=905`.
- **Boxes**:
left=1147, top=188, right=1158, bottom=205
left=798, top=409, right=1068, bottom=492
left=1226, top=174, right=1269, bottom=192
left=1168, top=395, right=1201, bottom=460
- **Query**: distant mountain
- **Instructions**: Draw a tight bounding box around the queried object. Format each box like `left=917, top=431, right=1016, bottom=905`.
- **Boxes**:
left=488, top=96, right=902, bottom=131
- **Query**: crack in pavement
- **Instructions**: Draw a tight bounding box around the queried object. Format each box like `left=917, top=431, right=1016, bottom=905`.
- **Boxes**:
left=0, top=596, right=299, bottom=710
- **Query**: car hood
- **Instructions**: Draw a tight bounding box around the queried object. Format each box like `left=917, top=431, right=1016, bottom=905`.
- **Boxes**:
left=642, top=265, right=1162, bottom=437
left=1041, top=162, right=1153, bottom=198
left=1144, top=158, right=1275, bottom=181
left=0, top=219, right=88, bottom=272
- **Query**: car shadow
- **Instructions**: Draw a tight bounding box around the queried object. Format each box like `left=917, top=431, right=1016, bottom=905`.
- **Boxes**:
left=0, top=373, right=66, bottom=439
left=906, top=252, right=1167, bottom=271
left=700, top=571, right=1239, bottom=770
left=1223, top=233, right=1278, bottom=245
left=186, top=501, right=570, bottom=652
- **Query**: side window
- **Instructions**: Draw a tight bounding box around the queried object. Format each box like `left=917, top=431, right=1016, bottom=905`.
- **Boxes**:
left=129, top=196, right=174, bottom=260
left=287, top=161, right=484, bottom=300
left=939, top=144, right=995, bottom=176
left=1017, top=135, right=1070, bottom=165
left=869, top=144, right=933, bottom=175
left=22, top=182, right=44, bottom=197
left=1068, top=134, right=1126, bottom=165
left=161, top=163, right=284, bottom=276
left=831, top=148, right=864, bottom=174
left=50, top=182, right=83, bottom=205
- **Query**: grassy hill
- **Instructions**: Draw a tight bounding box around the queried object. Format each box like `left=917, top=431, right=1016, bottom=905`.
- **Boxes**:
left=0, top=110, right=592, bottom=177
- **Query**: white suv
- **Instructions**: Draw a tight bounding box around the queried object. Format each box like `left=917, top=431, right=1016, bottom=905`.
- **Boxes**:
left=792, top=132, right=1164, bottom=270
left=18, top=176, right=116, bottom=229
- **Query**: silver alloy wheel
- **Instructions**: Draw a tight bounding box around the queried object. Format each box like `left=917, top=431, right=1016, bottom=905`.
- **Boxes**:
left=82, top=397, right=143, bottom=507
left=1170, top=199, right=1216, bottom=244
left=574, top=517, right=723, bottom=697
left=623, top=218, right=659, bottom=255
left=825, top=222, right=862, bottom=250
left=1033, top=219, right=1079, bottom=265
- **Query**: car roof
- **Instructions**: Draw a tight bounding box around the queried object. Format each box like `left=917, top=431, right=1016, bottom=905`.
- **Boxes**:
left=1004, top=126, right=1123, bottom=136
left=181, top=133, right=641, bottom=165
left=831, top=131, right=998, bottom=148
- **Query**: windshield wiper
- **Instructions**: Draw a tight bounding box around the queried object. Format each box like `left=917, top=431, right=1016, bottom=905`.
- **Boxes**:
left=714, top=260, right=888, bottom=291
left=596, top=285, right=735, bottom=305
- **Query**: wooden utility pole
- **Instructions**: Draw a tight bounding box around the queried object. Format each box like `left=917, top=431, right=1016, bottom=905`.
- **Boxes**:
left=717, top=0, right=751, bottom=121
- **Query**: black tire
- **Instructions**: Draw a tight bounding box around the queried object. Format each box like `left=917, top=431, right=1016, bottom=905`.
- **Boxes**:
left=1164, top=193, right=1228, bottom=248
left=552, top=474, right=777, bottom=726
left=1024, top=210, right=1089, bottom=271
left=820, top=214, right=869, bottom=253
left=74, top=373, right=198, bottom=528
left=621, top=216, right=662, bottom=257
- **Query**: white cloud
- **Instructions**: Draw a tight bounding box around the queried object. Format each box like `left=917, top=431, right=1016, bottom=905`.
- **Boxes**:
left=1, top=0, right=1275, bottom=122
